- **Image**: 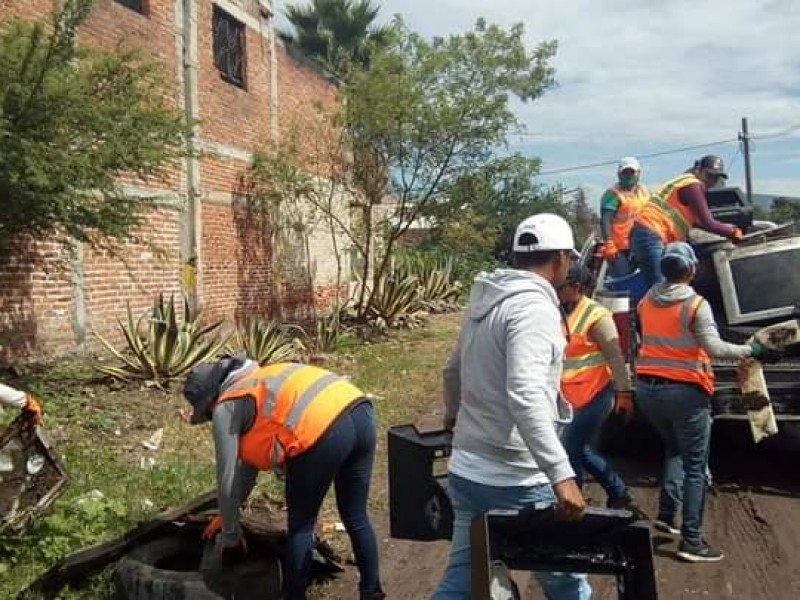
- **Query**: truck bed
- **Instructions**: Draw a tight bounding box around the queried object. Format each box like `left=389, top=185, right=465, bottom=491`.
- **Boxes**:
left=712, top=358, right=800, bottom=420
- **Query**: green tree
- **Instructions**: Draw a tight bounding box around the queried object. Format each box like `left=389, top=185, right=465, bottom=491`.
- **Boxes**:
left=282, top=0, right=392, bottom=78
left=566, top=187, right=599, bottom=246
left=769, top=197, right=800, bottom=223
left=423, top=154, right=565, bottom=266
left=0, top=0, right=187, bottom=250
left=340, top=18, right=557, bottom=315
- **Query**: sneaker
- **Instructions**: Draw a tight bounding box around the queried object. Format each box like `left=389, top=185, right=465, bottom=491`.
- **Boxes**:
left=676, top=540, right=724, bottom=563
left=652, top=520, right=681, bottom=536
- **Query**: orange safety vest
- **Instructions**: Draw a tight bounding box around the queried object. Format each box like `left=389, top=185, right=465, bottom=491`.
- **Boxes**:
left=562, top=296, right=613, bottom=410
left=636, top=294, right=715, bottom=396
left=216, top=363, right=365, bottom=472
left=635, top=173, right=702, bottom=243
left=609, top=184, right=649, bottom=251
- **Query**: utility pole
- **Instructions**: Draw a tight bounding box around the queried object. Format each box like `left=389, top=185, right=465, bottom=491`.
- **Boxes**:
left=739, top=117, right=753, bottom=204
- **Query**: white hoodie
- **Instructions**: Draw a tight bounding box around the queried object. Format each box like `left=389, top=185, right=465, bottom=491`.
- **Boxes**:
left=443, top=268, right=575, bottom=487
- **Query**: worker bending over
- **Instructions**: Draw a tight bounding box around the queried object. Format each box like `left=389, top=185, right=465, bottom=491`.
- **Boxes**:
left=183, top=358, right=384, bottom=600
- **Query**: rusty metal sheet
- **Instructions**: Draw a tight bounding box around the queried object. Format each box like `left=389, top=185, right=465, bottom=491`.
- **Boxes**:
left=0, top=415, right=68, bottom=533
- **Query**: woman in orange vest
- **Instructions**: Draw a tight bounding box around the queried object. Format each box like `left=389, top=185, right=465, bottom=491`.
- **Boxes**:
left=600, top=157, right=650, bottom=278
left=635, top=242, right=780, bottom=564
left=558, top=266, right=641, bottom=512
left=629, top=155, right=743, bottom=302
left=183, top=356, right=384, bottom=600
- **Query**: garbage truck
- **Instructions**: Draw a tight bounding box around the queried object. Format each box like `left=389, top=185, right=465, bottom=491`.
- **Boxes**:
left=585, top=187, right=800, bottom=433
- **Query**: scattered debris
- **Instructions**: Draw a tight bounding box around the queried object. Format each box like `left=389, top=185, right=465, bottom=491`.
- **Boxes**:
left=76, top=489, right=104, bottom=505
left=141, top=428, right=163, bottom=451
left=138, top=457, right=156, bottom=470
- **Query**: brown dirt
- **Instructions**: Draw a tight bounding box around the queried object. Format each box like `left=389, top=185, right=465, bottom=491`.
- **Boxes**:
left=316, top=419, right=800, bottom=599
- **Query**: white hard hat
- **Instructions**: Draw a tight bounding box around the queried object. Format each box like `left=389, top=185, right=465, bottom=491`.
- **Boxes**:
left=618, top=156, right=641, bottom=172
left=512, top=213, right=579, bottom=257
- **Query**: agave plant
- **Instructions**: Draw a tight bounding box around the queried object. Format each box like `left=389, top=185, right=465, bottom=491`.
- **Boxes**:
left=394, top=254, right=462, bottom=312
left=94, top=294, right=229, bottom=385
left=227, top=319, right=300, bottom=365
left=366, top=270, right=421, bottom=327
left=414, top=257, right=462, bottom=306
left=314, top=311, right=344, bottom=354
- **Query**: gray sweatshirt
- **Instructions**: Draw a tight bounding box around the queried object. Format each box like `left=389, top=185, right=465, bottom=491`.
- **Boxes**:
left=645, top=283, right=753, bottom=359
left=443, top=268, right=576, bottom=486
left=211, top=361, right=260, bottom=547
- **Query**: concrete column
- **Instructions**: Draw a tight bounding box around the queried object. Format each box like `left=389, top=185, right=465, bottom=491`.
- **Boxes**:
left=69, top=239, right=86, bottom=348
left=269, top=0, right=280, bottom=144
left=176, top=0, right=202, bottom=312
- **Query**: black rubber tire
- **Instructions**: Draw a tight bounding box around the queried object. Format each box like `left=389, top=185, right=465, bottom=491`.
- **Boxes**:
left=114, top=533, right=282, bottom=600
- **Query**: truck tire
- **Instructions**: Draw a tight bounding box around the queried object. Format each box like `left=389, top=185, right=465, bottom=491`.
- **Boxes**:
left=114, top=533, right=282, bottom=600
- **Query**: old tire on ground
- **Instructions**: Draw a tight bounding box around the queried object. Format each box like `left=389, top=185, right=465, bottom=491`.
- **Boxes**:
left=114, top=533, right=282, bottom=600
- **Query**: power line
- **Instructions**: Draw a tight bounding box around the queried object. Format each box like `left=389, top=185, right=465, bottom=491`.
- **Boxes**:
left=529, top=121, right=800, bottom=178
left=727, top=144, right=742, bottom=173
left=752, top=123, right=800, bottom=140
left=536, top=138, right=738, bottom=176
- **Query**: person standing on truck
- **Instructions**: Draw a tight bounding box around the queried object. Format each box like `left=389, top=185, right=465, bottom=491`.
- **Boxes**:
left=435, top=213, right=591, bottom=600
left=600, top=157, right=650, bottom=278
left=0, top=382, right=43, bottom=425
left=635, top=242, right=781, bottom=563
left=182, top=358, right=384, bottom=600
left=630, top=155, right=744, bottom=299
left=558, top=265, right=644, bottom=514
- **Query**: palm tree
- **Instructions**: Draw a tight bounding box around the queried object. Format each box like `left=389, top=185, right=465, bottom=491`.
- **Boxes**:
left=282, top=0, right=391, bottom=78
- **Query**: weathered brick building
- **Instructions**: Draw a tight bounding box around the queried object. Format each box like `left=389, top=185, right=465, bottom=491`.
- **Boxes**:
left=1, top=0, right=352, bottom=360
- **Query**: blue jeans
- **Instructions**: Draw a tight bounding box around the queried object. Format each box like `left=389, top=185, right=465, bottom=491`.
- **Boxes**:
left=563, top=385, right=627, bottom=501
left=284, top=401, right=380, bottom=599
left=432, top=473, right=592, bottom=600
left=629, top=224, right=665, bottom=304
left=608, top=251, right=633, bottom=279
left=635, top=380, right=712, bottom=546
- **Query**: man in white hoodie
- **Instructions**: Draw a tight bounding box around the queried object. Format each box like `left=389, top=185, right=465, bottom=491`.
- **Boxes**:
left=433, top=213, right=591, bottom=600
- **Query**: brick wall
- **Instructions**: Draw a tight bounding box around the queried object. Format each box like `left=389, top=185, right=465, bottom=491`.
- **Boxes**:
left=1, top=0, right=354, bottom=360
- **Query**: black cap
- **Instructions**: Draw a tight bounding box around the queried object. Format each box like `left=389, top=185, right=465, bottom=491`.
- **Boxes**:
left=697, top=155, right=728, bottom=179
left=183, top=355, right=246, bottom=424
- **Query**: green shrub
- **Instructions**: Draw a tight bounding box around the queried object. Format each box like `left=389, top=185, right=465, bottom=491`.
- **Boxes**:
left=94, top=294, right=228, bottom=385
left=226, top=319, right=300, bottom=365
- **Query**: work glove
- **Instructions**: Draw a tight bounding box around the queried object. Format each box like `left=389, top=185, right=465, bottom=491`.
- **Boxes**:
left=23, top=394, right=43, bottom=426
left=614, top=390, right=635, bottom=422
left=202, top=514, right=223, bottom=541
left=730, top=228, right=745, bottom=242
left=602, top=240, right=619, bottom=261
left=749, top=342, right=784, bottom=364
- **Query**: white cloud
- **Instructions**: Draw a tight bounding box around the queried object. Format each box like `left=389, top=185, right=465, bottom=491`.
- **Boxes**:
left=375, top=0, right=800, bottom=195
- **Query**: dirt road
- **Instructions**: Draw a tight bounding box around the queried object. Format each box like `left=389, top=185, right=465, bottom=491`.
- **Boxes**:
left=320, top=421, right=800, bottom=599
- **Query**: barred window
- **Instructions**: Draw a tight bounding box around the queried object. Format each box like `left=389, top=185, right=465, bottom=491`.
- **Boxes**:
left=114, top=0, right=145, bottom=14
left=212, top=6, right=246, bottom=88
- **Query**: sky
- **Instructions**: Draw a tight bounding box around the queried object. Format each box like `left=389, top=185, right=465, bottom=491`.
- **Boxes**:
left=365, top=0, right=800, bottom=209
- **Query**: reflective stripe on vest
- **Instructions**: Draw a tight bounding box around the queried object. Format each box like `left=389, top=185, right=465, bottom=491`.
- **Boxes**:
left=636, top=294, right=715, bottom=395
left=636, top=174, right=701, bottom=242
left=562, top=296, right=613, bottom=409
left=610, top=184, right=649, bottom=250
left=216, top=363, right=364, bottom=472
